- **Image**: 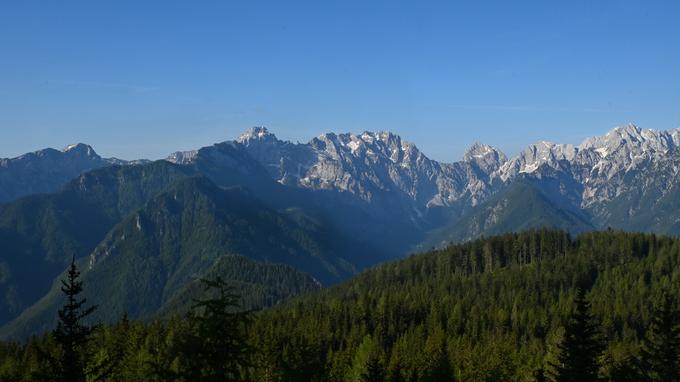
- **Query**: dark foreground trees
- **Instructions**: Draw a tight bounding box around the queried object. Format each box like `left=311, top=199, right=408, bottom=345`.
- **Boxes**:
left=50, top=258, right=98, bottom=382
left=1, top=230, right=680, bottom=381
left=549, top=289, right=605, bottom=382
left=0, top=262, right=255, bottom=381
left=639, top=291, right=680, bottom=382
left=169, top=277, right=252, bottom=382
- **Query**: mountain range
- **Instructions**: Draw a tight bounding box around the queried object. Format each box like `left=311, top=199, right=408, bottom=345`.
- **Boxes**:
left=3, top=123, right=680, bottom=338
left=170, top=123, right=680, bottom=243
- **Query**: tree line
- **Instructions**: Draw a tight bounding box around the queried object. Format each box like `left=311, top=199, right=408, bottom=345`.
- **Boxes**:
left=0, top=229, right=679, bottom=381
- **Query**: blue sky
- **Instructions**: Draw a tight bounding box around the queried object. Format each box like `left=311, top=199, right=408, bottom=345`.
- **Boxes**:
left=1, top=1, right=679, bottom=161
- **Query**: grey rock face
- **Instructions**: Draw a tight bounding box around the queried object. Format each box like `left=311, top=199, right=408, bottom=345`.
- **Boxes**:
left=492, top=124, right=680, bottom=206
left=173, top=124, right=680, bottom=215
left=226, top=128, right=508, bottom=217
left=166, top=150, right=197, bottom=165
left=463, top=143, right=507, bottom=174
left=165, top=123, right=680, bottom=239
left=497, top=141, right=577, bottom=181
left=486, top=124, right=680, bottom=233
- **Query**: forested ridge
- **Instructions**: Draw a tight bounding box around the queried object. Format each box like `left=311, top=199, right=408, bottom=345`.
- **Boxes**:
left=1, top=229, right=680, bottom=381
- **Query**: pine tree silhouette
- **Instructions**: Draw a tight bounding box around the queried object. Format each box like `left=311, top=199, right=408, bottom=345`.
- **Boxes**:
left=639, top=292, right=680, bottom=382
left=361, top=355, right=385, bottom=382
left=53, top=257, right=97, bottom=382
left=177, top=277, right=252, bottom=381
left=549, top=288, right=605, bottom=382
left=533, top=367, right=547, bottom=382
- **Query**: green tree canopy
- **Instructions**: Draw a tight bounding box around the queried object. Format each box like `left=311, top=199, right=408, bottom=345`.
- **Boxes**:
left=549, top=289, right=605, bottom=382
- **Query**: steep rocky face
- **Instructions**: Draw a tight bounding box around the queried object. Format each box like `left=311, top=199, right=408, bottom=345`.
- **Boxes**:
left=190, top=127, right=507, bottom=216
left=163, top=123, right=680, bottom=242
left=496, top=141, right=577, bottom=181
left=463, top=143, right=507, bottom=174
left=0, top=144, right=138, bottom=203
left=236, top=127, right=318, bottom=186
left=303, top=132, right=507, bottom=209
left=577, top=125, right=680, bottom=206
left=166, top=150, right=197, bottom=165
left=494, top=124, right=680, bottom=207
left=303, top=131, right=442, bottom=208
left=485, top=124, right=680, bottom=234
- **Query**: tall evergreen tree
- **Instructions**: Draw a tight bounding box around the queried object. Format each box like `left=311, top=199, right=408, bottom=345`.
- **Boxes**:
left=549, top=289, right=605, bottom=382
left=350, top=335, right=379, bottom=382
left=361, top=355, right=385, bottom=382
left=533, top=367, right=547, bottom=382
left=174, top=277, right=252, bottom=382
left=386, top=346, right=406, bottom=382
left=604, top=356, right=640, bottom=382
left=52, top=258, right=98, bottom=382
left=639, top=292, right=680, bottom=382
left=420, top=328, right=452, bottom=381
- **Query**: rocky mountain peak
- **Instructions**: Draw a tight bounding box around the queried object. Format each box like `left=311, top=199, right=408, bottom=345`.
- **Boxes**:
left=571, top=124, right=680, bottom=187
left=496, top=141, right=577, bottom=181
left=579, top=124, right=678, bottom=158
left=158, top=124, right=680, bottom=225
left=311, top=131, right=421, bottom=163
left=463, top=143, right=507, bottom=172
left=237, top=126, right=280, bottom=145
left=0, top=143, right=115, bottom=202
left=612, top=123, right=642, bottom=136
left=62, top=143, right=99, bottom=159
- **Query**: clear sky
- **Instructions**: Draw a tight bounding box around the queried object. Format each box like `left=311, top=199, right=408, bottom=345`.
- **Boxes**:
left=1, top=1, right=679, bottom=162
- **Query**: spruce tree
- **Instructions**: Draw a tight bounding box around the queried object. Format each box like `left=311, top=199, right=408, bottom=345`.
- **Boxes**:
left=533, top=367, right=547, bottom=382
left=176, top=277, right=252, bottom=381
left=361, top=355, right=385, bottom=382
left=549, top=289, right=605, bottom=382
left=52, top=258, right=97, bottom=382
left=386, top=347, right=406, bottom=382
left=599, top=350, right=643, bottom=382
left=639, top=292, right=680, bottom=382
left=420, top=327, right=452, bottom=382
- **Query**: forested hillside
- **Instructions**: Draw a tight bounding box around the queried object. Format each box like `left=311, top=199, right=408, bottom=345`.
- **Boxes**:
left=246, top=229, right=680, bottom=380
left=0, top=161, right=193, bottom=325
left=0, top=175, right=354, bottom=339
left=1, top=229, right=679, bottom=381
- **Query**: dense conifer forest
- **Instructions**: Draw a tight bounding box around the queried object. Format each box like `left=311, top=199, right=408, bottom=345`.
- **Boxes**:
left=1, top=229, right=680, bottom=381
